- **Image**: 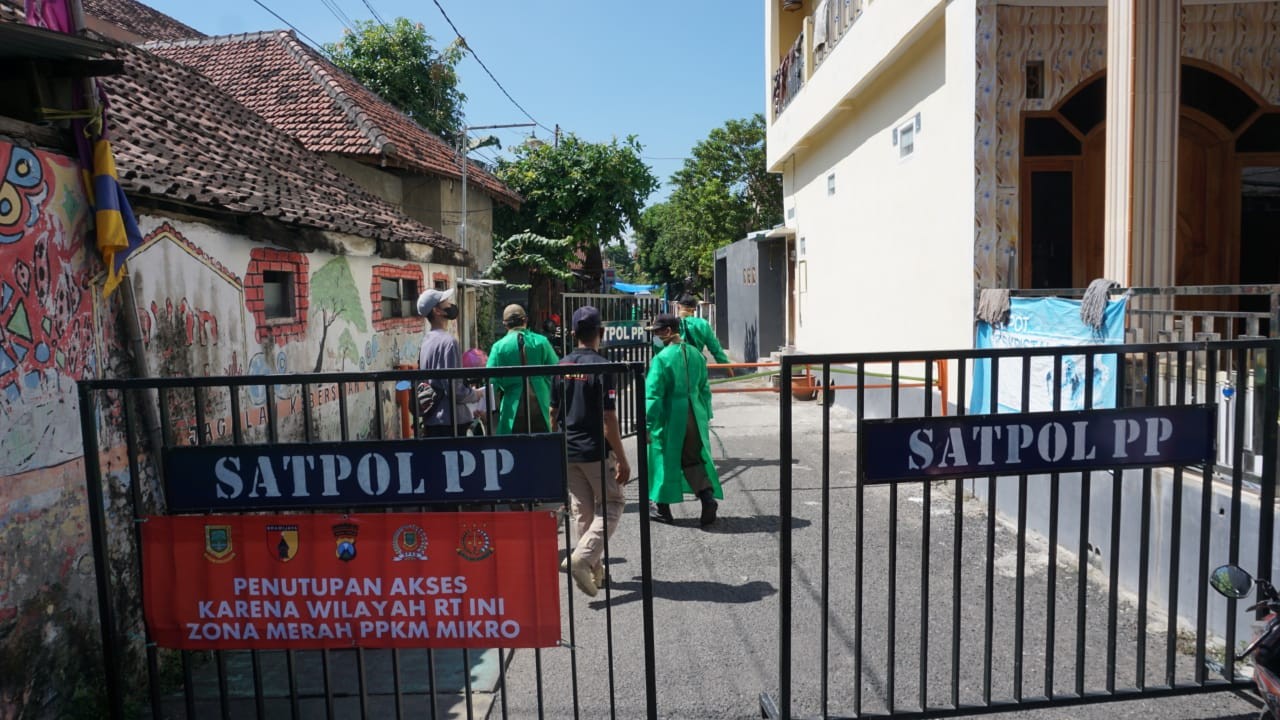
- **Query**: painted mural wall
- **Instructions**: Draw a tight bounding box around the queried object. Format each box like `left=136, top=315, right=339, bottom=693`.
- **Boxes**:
left=0, top=139, right=106, bottom=713
left=973, top=1, right=1280, bottom=288
left=128, top=215, right=455, bottom=446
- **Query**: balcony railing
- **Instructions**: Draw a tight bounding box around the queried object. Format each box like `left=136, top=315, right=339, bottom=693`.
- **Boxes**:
left=814, top=0, right=869, bottom=71
left=772, top=30, right=805, bottom=120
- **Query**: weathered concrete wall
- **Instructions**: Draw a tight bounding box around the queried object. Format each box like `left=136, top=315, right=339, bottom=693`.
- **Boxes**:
left=0, top=140, right=114, bottom=716
left=128, top=215, right=462, bottom=444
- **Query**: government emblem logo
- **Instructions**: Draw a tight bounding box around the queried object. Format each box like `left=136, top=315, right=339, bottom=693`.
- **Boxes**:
left=392, top=524, right=428, bottom=561
left=332, top=522, right=359, bottom=562
left=457, top=525, right=494, bottom=561
left=266, top=524, right=299, bottom=562
left=203, top=525, right=235, bottom=563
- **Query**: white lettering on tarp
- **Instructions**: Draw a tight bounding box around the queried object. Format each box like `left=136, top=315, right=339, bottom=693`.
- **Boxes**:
left=283, top=455, right=315, bottom=497
left=356, top=453, right=391, bottom=496
left=249, top=456, right=282, bottom=498
left=320, top=454, right=353, bottom=496
left=898, top=413, right=1187, bottom=475
left=214, top=456, right=242, bottom=498
left=435, top=620, right=520, bottom=639
left=1145, top=417, right=1173, bottom=457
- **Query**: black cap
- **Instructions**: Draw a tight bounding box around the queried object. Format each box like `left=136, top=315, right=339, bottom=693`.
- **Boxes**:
left=676, top=294, right=699, bottom=308
left=572, top=305, right=602, bottom=333
left=644, top=313, right=680, bottom=333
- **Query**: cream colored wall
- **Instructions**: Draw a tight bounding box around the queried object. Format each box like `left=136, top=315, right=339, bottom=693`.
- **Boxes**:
left=437, top=177, right=496, bottom=271
left=973, top=1, right=1280, bottom=289
left=785, top=3, right=977, bottom=355
left=324, top=155, right=405, bottom=207
left=767, top=0, right=949, bottom=170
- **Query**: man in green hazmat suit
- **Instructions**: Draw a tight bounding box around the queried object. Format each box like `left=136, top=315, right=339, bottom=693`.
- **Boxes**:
left=675, top=295, right=732, bottom=371
left=644, top=313, right=722, bottom=525
left=487, top=304, right=557, bottom=434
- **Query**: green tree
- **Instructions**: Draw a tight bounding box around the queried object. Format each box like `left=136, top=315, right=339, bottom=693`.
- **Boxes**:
left=324, top=18, right=466, bottom=142
left=483, top=232, right=576, bottom=288
left=636, top=114, right=782, bottom=291
left=337, top=328, right=360, bottom=370
left=310, top=256, right=368, bottom=372
left=494, top=134, right=658, bottom=293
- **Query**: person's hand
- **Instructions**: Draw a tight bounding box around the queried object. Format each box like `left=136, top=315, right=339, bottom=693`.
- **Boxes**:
left=727, top=367, right=736, bottom=378
left=417, top=382, right=437, bottom=409
left=615, top=459, right=631, bottom=485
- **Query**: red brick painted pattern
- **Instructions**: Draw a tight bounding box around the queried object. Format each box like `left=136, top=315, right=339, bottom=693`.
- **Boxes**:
left=371, top=263, right=425, bottom=332
left=245, top=247, right=309, bottom=343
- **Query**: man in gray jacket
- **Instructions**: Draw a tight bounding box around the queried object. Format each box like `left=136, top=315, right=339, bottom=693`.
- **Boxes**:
left=417, top=288, right=482, bottom=437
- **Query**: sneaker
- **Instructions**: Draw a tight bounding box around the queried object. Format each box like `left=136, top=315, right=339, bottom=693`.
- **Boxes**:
left=592, top=565, right=607, bottom=589
left=649, top=501, right=674, bottom=523
left=570, top=556, right=598, bottom=597
left=560, top=557, right=568, bottom=572
left=698, top=490, right=718, bottom=526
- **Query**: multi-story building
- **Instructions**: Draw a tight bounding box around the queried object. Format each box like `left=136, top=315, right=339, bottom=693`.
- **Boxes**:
left=766, top=0, right=1280, bottom=353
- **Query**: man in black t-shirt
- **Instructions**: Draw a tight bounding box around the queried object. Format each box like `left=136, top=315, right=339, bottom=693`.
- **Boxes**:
left=551, top=306, right=632, bottom=598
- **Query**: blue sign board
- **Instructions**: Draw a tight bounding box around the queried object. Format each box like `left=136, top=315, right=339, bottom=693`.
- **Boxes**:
left=163, top=435, right=567, bottom=512
left=860, top=405, right=1215, bottom=484
left=972, top=296, right=1127, bottom=414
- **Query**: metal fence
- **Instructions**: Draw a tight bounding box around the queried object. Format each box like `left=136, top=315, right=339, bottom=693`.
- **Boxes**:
left=79, top=362, right=658, bottom=720
left=765, top=339, right=1280, bottom=719
left=561, top=292, right=667, bottom=437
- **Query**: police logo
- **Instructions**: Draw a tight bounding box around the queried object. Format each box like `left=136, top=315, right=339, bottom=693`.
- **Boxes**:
left=457, top=525, right=494, bottom=561
left=266, top=524, right=299, bottom=562
left=332, top=522, right=359, bottom=562
left=392, top=524, right=428, bottom=561
left=203, top=525, right=235, bottom=563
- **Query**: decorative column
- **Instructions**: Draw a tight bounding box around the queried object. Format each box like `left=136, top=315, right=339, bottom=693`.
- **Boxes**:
left=1104, top=0, right=1181, bottom=287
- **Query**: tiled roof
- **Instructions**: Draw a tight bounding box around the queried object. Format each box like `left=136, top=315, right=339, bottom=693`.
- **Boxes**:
left=99, top=41, right=462, bottom=255
left=82, top=0, right=203, bottom=41
left=146, top=31, right=521, bottom=207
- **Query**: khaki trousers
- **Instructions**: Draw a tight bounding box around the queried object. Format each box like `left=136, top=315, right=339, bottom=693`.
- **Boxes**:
left=568, top=457, right=624, bottom=571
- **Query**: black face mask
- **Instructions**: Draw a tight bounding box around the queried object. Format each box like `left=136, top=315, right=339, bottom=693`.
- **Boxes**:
left=440, top=305, right=459, bottom=320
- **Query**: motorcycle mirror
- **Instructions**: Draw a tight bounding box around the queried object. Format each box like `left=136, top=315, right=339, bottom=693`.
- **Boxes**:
left=1209, top=565, right=1254, bottom=599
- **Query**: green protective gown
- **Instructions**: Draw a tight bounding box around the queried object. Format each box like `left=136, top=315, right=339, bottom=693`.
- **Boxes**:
left=645, top=339, right=723, bottom=503
left=487, top=328, right=557, bottom=434
left=680, top=315, right=731, bottom=365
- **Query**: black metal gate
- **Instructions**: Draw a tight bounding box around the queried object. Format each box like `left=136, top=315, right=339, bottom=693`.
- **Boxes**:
left=561, top=292, right=667, bottom=437
left=79, top=362, right=659, bottom=719
left=765, top=339, right=1280, bottom=718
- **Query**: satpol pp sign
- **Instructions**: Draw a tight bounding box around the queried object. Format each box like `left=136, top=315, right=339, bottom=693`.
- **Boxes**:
left=860, top=405, right=1215, bottom=484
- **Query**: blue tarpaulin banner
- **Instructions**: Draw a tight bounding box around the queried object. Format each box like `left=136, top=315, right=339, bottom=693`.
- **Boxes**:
left=613, top=282, right=662, bottom=294
left=971, top=296, right=1127, bottom=414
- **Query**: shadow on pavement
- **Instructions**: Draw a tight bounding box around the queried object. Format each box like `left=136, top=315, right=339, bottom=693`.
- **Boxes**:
left=587, top=578, right=777, bottom=610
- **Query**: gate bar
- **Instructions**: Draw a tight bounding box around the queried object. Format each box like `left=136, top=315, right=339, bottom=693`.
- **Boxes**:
left=78, top=382, right=126, bottom=720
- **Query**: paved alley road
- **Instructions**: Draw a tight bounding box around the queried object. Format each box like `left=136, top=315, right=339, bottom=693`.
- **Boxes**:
left=493, top=388, right=1260, bottom=720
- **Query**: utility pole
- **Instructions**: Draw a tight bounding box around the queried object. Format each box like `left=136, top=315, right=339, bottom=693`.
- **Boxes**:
left=458, top=122, right=537, bottom=258
left=456, top=122, right=536, bottom=350
left=554, top=123, right=560, bottom=148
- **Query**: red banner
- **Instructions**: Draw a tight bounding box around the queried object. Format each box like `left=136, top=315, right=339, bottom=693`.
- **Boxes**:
left=141, top=512, right=561, bottom=650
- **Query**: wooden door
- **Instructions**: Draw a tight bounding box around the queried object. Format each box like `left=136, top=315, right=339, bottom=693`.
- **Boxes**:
left=1176, top=114, right=1234, bottom=288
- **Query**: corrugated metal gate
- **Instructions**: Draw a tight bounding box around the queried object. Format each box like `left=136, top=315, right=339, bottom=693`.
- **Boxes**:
left=79, top=363, right=659, bottom=720
left=561, top=292, right=667, bottom=437
left=765, top=339, right=1280, bottom=719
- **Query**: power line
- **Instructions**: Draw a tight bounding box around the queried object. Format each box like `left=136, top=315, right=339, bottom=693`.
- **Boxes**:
left=358, top=0, right=389, bottom=28
left=251, top=0, right=331, bottom=53
left=428, top=0, right=553, bottom=135
left=318, top=0, right=355, bottom=33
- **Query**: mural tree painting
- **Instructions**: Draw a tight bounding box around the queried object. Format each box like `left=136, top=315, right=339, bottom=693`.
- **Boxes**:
left=337, top=328, right=360, bottom=370
left=309, top=257, right=367, bottom=372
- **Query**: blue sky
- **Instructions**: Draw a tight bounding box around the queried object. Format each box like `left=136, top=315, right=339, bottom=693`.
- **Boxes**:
left=145, top=0, right=764, bottom=205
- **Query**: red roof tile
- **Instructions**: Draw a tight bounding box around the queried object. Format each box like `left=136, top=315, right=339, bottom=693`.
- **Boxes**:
left=82, top=0, right=203, bottom=41
left=99, top=41, right=463, bottom=256
left=145, top=31, right=521, bottom=207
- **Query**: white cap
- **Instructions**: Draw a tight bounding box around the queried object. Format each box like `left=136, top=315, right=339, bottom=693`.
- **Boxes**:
left=416, top=288, right=456, bottom=316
